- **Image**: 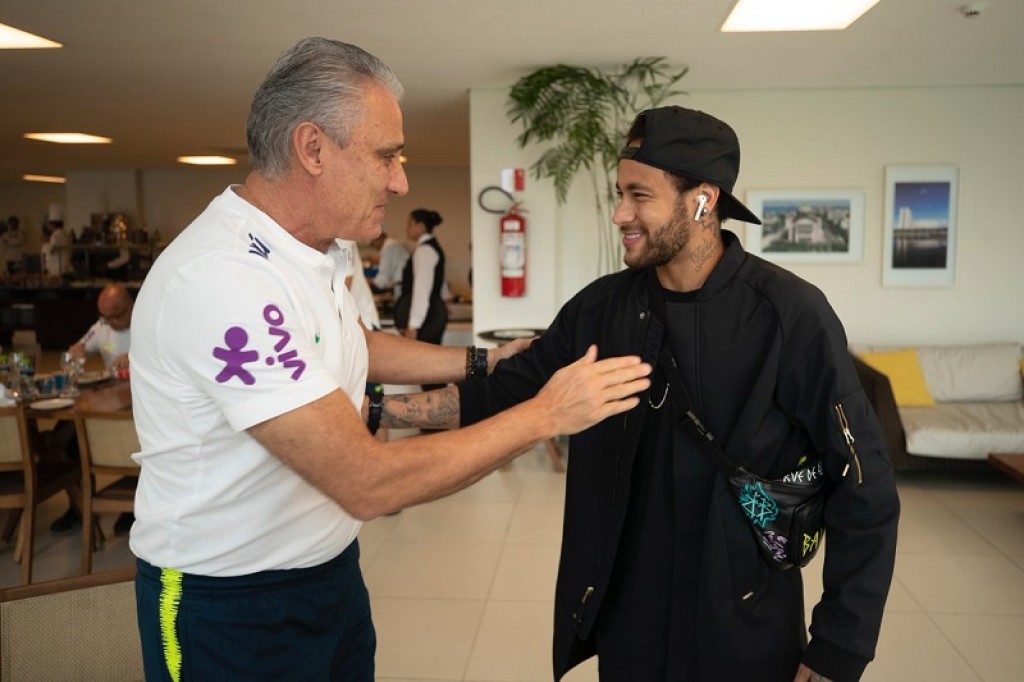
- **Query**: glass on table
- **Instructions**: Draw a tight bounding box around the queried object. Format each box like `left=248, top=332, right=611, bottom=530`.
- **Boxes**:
left=59, top=351, right=81, bottom=397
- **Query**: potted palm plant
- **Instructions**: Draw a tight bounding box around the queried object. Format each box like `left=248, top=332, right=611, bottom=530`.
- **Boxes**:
left=506, top=58, right=687, bottom=275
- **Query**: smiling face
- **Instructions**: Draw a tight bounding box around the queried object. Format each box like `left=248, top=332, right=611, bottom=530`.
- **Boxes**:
left=316, top=81, right=409, bottom=246
left=613, top=158, right=697, bottom=270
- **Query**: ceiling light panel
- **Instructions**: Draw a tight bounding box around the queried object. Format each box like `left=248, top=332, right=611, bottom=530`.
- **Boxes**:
left=24, top=132, right=112, bottom=144
left=177, top=156, right=238, bottom=166
left=0, top=23, right=62, bottom=49
left=22, top=174, right=67, bottom=184
left=722, top=0, right=882, bottom=32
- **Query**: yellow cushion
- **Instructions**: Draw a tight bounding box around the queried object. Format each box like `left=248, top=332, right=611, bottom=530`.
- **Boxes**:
left=859, top=349, right=936, bottom=407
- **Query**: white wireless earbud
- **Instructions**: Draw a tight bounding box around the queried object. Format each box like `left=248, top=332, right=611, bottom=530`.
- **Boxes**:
left=694, top=194, right=708, bottom=221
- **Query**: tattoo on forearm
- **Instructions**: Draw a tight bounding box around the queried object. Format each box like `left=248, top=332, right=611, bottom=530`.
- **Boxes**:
left=382, top=387, right=460, bottom=429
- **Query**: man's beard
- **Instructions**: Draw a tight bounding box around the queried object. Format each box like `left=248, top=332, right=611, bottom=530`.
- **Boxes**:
left=622, top=199, right=691, bottom=269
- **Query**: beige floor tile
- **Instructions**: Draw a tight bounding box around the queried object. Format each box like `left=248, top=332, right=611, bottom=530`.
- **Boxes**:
left=561, top=657, right=599, bottom=681
left=506, top=502, right=564, bottom=546
left=517, top=470, right=567, bottom=504
left=952, top=506, right=1024, bottom=556
left=896, top=553, right=1024, bottom=615
left=862, top=612, right=980, bottom=681
left=386, top=501, right=515, bottom=545
left=364, top=542, right=503, bottom=600
left=489, top=543, right=560, bottom=601
left=897, top=505, right=1002, bottom=555
left=933, top=613, right=1024, bottom=682
left=802, top=560, right=920, bottom=625
left=883, top=574, right=926, bottom=613
left=929, top=475, right=1024, bottom=511
left=438, top=468, right=526, bottom=506
left=894, top=478, right=948, bottom=509
left=373, top=597, right=485, bottom=680
left=358, top=511, right=401, bottom=567
left=464, top=600, right=555, bottom=681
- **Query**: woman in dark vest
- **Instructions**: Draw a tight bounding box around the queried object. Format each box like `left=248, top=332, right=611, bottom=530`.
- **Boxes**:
left=394, top=208, right=447, bottom=390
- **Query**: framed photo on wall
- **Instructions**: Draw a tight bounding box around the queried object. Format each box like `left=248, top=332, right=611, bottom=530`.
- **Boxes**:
left=744, top=189, right=865, bottom=263
left=882, top=165, right=959, bottom=287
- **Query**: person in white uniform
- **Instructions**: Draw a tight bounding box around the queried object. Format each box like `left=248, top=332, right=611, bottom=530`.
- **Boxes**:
left=40, top=218, right=71, bottom=277
left=129, top=37, right=650, bottom=682
left=367, top=230, right=410, bottom=297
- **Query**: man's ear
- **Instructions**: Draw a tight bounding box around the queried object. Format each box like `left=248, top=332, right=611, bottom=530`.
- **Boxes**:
left=293, top=122, right=323, bottom=175
left=698, top=183, right=721, bottom=213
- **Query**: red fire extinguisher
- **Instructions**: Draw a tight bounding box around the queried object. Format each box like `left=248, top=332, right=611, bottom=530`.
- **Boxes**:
left=500, top=205, right=526, bottom=297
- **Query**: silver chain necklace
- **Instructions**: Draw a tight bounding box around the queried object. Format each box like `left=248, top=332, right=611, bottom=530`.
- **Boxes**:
left=648, top=383, right=670, bottom=409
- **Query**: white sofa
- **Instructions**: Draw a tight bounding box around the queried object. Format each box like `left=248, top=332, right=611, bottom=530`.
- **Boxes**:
left=852, top=342, right=1024, bottom=471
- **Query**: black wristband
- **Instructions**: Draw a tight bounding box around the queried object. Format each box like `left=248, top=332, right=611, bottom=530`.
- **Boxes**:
left=366, top=383, right=384, bottom=435
left=466, top=346, right=488, bottom=379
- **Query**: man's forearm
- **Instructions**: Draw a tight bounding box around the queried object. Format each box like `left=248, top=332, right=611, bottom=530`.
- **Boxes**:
left=365, top=329, right=467, bottom=384
left=381, top=386, right=461, bottom=430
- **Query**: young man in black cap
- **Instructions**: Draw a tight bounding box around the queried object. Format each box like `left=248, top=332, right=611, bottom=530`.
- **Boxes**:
left=391, top=106, right=899, bottom=680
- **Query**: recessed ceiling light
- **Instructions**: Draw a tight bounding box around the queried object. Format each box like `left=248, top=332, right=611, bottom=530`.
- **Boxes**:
left=177, top=156, right=238, bottom=166
left=24, top=132, right=112, bottom=144
left=0, top=22, right=62, bottom=49
left=722, top=0, right=882, bottom=32
left=22, top=174, right=66, bottom=184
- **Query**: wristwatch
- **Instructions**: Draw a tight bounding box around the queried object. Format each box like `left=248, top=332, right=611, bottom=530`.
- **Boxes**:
left=366, top=383, right=384, bottom=435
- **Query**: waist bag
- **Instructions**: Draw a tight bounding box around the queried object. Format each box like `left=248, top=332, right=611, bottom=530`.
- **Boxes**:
left=658, top=347, right=826, bottom=570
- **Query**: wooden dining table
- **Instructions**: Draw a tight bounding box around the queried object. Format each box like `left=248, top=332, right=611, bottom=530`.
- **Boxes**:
left=23, top=377, right=132, bottom=422
left=19, top=377, right=133, bottom=466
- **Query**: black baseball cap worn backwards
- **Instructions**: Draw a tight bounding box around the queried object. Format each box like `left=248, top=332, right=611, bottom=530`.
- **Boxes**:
left=618, top=106, right=761, bottom=225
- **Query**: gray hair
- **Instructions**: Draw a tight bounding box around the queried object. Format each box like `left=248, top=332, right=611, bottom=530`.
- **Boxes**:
left=246, top=37, right=404, bottom=179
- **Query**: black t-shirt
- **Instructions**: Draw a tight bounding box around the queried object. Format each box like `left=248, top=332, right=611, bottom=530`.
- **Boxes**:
left=593, top=284, right=716, bottom=679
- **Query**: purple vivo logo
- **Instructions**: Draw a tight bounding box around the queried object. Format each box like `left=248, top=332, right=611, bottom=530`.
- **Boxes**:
left=212, top=303, right=307, bottom=385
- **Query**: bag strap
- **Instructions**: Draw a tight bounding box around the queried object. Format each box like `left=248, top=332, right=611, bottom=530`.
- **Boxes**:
left=645, top=268, right=743, bottom=479
left=656, top=344, right=741, bottom=479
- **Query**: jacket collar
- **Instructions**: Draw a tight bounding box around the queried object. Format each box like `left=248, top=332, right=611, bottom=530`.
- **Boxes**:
left=643, top=228, right=745, bottom=302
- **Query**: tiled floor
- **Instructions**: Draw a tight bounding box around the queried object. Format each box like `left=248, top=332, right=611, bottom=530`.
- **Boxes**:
left=2, top=445, right=1022, bottom=681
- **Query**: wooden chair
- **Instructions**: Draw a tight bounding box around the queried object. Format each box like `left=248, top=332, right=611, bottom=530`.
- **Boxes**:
left=0, top=566, right=142, bottom=680
left=75, top=410, right=141, bottom=574
left=0, top=406, right=81, bottom=585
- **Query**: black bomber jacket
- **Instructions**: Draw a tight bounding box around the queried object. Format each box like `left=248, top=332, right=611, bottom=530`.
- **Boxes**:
left=458, top=231, right=900, bottom=682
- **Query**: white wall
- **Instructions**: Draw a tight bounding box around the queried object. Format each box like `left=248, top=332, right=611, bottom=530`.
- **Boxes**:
left=469, top=85, right=1024, bottom=346
left=142, top=167, right=247, bottom=238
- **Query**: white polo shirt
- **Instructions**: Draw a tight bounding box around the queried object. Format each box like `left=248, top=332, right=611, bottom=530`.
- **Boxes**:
left=130, top=186, right=367, bottom=576
left=78, top=320, right=131, bottom=369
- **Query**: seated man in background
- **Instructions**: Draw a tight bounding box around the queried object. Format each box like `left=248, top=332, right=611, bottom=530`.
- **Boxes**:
left=50, top=284, right=135, bottom=536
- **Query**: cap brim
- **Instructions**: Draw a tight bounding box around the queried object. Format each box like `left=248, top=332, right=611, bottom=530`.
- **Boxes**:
left=718, top=190, right=761, bottom=225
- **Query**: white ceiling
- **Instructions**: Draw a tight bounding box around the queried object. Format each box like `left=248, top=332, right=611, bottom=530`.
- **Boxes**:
left=1, top=0, right=1021, bottom=183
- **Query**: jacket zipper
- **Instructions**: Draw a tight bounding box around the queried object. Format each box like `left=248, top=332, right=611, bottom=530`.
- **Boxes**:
left=577, top=306, right=653, bottom=627
left=834, top=402, right=864, bottom=484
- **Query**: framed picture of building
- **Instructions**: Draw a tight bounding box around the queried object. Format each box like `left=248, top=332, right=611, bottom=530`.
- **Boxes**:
left=882, top=165, right=958, bottom=287
left=744, top=189, right=865, bottom=263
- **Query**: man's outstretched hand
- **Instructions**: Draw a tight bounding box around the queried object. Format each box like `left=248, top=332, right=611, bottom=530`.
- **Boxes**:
left=534, top=344, right=651, bottom=436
